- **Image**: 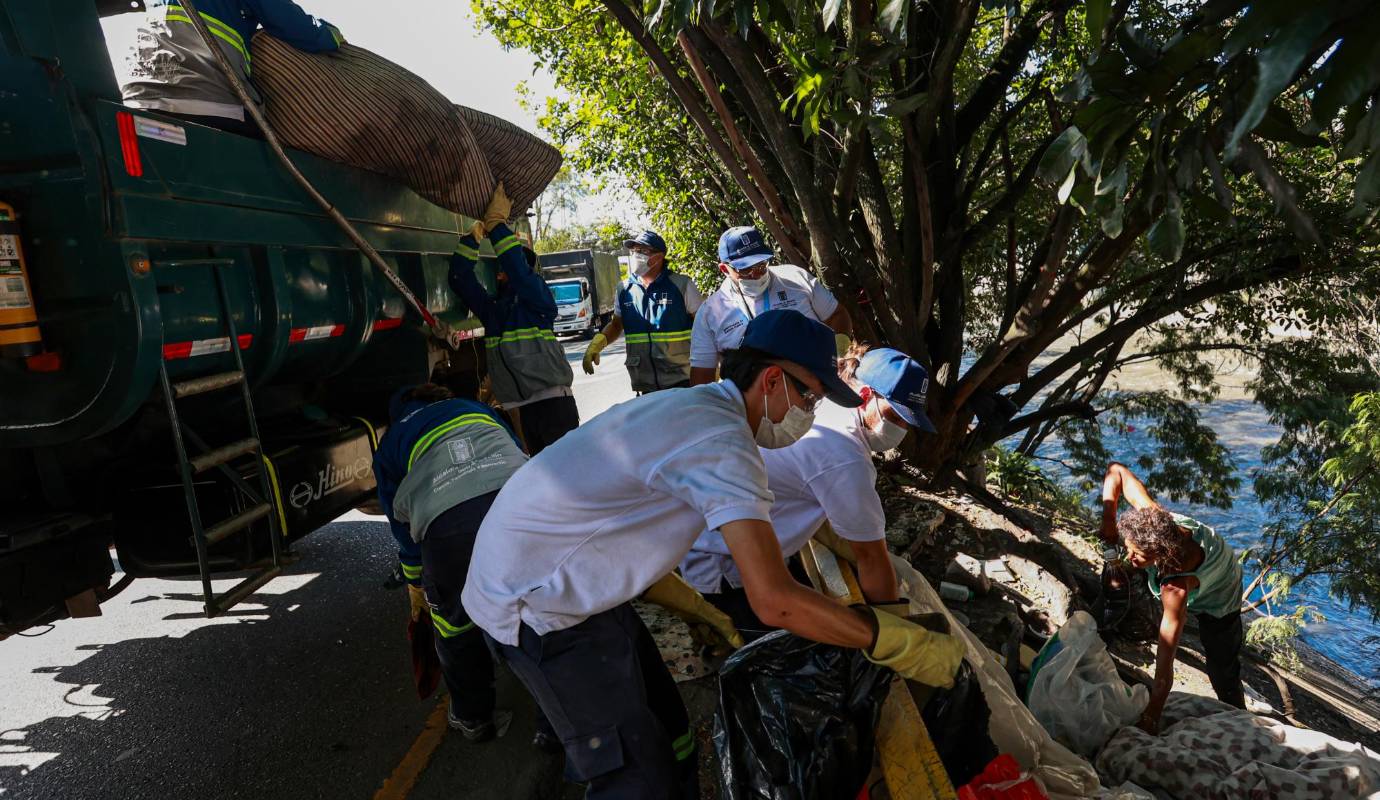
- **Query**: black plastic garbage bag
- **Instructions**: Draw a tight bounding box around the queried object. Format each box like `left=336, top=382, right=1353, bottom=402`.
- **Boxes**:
left=712, top=629, right=894, bottom=800
left=921, top=662, right=998, bottom=787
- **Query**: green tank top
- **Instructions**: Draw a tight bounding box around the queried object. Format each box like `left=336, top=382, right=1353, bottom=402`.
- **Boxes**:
left=1145, top=513, right=1242, bottom=618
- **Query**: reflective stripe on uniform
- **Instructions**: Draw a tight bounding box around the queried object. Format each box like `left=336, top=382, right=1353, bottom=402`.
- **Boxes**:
left=430, top=607, right=475, bottom=638
left=407, top=413, right=505, bottom=470
left=624, top=331, right=691, bottom=345
left=454, top=242, right=479, bottom=260
left=165, top=7, right=251, bottom=67
left=672, top=730, right=694, bottom=761
left=483, top=326, right=557, bottom=349
left=493, top=234, right=521, bottom=256
left=400, top=562, right=423, bottom=580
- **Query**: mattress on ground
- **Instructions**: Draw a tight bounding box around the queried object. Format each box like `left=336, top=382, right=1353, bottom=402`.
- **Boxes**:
left=250, top=34, right=560, bottom=218
left=1096, top=693, right=1380, bottom=799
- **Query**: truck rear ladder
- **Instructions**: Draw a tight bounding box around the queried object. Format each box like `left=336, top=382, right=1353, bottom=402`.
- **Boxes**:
left=155, top=257, right=283, bottom=617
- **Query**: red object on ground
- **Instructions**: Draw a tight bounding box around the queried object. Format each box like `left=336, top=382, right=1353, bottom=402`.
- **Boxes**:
left=958, top=754, right=1048, bottom=800
left=408, top=614, right=442, bottom=700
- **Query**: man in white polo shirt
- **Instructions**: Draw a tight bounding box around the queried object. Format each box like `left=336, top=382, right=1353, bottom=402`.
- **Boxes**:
left=462, top=310, right=963, bottom=799
left=682, top=344, right=940, bottom=640
left=689, top=225, right=852, bottom=386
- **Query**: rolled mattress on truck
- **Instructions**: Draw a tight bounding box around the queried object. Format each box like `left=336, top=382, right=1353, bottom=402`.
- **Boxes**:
left=251, top=34, right=562, bottom=218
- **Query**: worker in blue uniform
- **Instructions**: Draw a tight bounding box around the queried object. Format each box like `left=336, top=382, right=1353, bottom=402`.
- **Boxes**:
left=122, top=0, right=343, bottom=137
left=449, top=185, right=578, bottom=455
left=373, top=383, right=528, bottom=741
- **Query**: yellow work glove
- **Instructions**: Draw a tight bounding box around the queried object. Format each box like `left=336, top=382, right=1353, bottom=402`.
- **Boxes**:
left=641, top=572, right=745, bottom=652
left=583, top=333, right=608, bottom=374
left=863, top=606, right=965, bottom=688
left=468, top=220, right=485, bottom=242
left=811, top=522, right=856, bottom=564
left=481, top=182, right=512, bottom=233
left=835, top=333, right=852, bottom=358
left=407, top=584, right=428, bottom=623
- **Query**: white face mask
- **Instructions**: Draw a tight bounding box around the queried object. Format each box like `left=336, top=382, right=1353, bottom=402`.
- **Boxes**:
left=629, top=252, right=652, bottom=277
left=861, top=394, right=908, bottom=452
left=755, top=373, right=815, bottom=448
left=737, top=271, right=770, bottom=298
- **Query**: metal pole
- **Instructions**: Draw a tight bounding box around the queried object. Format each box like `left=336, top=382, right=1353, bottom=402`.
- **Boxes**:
left=172, top=0, right=454, bottom=345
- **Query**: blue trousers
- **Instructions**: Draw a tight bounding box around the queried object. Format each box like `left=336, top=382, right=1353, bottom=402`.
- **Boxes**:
left=487, top=603, right=698, bottom=799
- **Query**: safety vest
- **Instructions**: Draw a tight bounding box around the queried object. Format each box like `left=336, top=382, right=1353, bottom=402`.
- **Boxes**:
left=122, top=0, right=259, bottom=119
left=619, top=270, right=695, bottom=393
left=392, top=411, right=527, bottom=544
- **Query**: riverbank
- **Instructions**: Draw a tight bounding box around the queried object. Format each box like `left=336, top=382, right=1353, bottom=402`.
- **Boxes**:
left=873, top=466, right=1380, bottom=751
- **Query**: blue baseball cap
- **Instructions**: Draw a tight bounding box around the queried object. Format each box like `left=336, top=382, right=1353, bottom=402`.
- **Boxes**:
left=624, top=230, right=667, bottom=253
left=855, top=348, right=937, bottom=433
left=717, top=225, right=774, bottom=271
left=742, top=310, right=862, bottom=408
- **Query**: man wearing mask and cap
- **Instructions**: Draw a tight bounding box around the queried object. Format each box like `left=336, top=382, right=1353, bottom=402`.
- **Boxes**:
left=463, top=309, right=964, bottom=798
left=450, top=185, right=578, bottom=455
left=689, top=225, right=852, bottom=386
left=681, top=343, right=938, bottom=639
left=582, top=230, right=705, bottom=393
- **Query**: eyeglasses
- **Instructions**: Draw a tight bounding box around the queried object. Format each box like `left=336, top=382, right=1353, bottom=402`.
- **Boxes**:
left=729, top=263, right=769, bottom=280
left=783, top=371, right=822, bottom=412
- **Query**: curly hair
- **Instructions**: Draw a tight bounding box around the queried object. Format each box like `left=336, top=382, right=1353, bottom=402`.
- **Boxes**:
left=838, top=340, right=874, bottom=388
left=1119, top=506, right=1192, bottom=572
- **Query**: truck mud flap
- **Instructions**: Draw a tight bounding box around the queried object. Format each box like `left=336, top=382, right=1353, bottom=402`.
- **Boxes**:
left=1, top=515, right=115, bottom=630
left=114, top=419, right=378, bottom=578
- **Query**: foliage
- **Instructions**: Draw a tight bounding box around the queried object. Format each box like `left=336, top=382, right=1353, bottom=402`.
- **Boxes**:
left=1246, top=606, right=1325, bottom=671
left=985, top=446, right=1092, bottom=526
left=473, top=0, right=1380, bottom=633
left=530, top=165, right=590, bottom=245
left=533, top=218, right=629, bottom=255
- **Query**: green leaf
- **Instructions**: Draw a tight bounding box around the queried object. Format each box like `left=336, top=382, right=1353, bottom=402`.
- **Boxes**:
left=1038, top=126, right=1089, bottom=184
left=1350, top=154, right=1380, bottom=224
left=1085, top=0, right=1111, bottom=45
left=1342, top=102, right=1380, bottom=159
left=1116, top=24, right=1160, bottom=70
left=821, top=0, right=843, bottom=29
left=1188, top=191, right=1233, bottom=225
left=1057, top=165, right=1079, bottom=204
left=1226, top=10, right=1332, bottom=157
left=1254, top=103, right=1327, bottom=147
left=1147, top=191, right=1186, bottom=262
left=878, top=0, right=907, bottom=33
left=1223, top=0, right=1294, bottom=58
left=1310, top=18, right=1380, bottom=125
left=882, top=92, right=928, bottom=117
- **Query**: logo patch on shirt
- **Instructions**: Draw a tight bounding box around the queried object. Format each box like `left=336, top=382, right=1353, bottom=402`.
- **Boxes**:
left=448, top=439, right=475, bottom=464
left=723, top=318, right=745, bottom=335
left=777, top=290, right=787, bottom=302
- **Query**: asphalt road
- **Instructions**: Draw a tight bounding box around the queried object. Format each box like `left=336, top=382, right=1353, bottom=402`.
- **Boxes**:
left=0, top=336, right=639, bottom=800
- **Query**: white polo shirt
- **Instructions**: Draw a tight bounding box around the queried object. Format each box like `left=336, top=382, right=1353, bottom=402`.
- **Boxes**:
left=680, top=401, right=886, bottom=592
left=689, top=265, right=840, bottom=369
left=461, top=381, right=774, bottom=646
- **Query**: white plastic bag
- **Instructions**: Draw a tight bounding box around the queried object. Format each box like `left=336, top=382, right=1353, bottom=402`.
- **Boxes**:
left=1027, top=611, right=1148, bottom=757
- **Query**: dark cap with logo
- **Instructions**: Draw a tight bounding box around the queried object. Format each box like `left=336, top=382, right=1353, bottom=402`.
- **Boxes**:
left=717, top=225, right=774, bottom=271
left=623, top=230, right=667, bottom=253
left=741, top=309, right=862, bottom=408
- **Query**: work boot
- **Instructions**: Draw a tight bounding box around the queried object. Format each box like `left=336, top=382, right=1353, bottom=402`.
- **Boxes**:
left=447, top=706, right=495, bottom=742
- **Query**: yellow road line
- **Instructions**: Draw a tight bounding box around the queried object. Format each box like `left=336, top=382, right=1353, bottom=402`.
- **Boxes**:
left=373, top=696, right=449, bottom=800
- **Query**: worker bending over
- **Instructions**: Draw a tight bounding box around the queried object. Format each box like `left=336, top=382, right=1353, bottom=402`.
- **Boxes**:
left=450, top=186, right=578, bottom=455
left=689, top=225, right=851, bottom=385
left=583, top=230, right=704, bottom=393
left=682, top=343, right=939, bottom=640
left=1100, top=462, right=1245, bottom=733
left=122, top=0, right=342, bottom=137
left=463, top=309, right=964, bottom=798
left=373, top=383, right=528, bottom=741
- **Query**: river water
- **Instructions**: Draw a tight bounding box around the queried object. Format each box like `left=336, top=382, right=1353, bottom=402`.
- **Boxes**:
left=1030, top=398, right=1380, bottom=683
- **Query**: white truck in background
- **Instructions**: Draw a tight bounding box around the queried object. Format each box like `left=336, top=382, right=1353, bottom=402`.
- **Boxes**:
left=540, top=249, right=622, bottom=338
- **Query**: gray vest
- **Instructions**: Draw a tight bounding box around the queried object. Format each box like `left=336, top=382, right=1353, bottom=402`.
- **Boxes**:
left=393, top=412, right=527, bottom=543
left=122, top=8, right=259, bottom=119
left=485, top=327, right=574, bottom=406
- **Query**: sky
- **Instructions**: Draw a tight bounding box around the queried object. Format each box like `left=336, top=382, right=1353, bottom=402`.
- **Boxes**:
left=100, top=0, right=640, bottom=228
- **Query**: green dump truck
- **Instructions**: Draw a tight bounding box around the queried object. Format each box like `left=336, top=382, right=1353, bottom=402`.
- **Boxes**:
left=0, top=1, right=507, bottom=631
